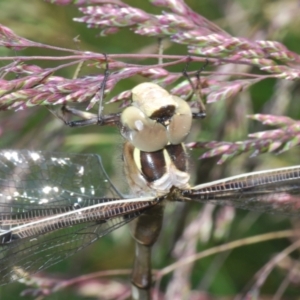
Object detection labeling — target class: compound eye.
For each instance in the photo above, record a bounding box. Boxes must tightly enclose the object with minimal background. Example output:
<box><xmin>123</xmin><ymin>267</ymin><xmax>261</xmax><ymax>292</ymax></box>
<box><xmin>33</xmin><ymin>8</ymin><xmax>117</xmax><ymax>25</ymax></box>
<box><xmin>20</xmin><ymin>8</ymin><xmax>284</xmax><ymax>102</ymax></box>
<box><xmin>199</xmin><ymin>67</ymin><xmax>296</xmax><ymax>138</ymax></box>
<box><xmin>132</xmin><ymin>82</ymin><xmax>175</xmax><ymax>118</ymax></box>
<box><xmin>121</xmin><ymin>106</ymin><xmax>168</xmax><ymax>152</ymax></box>
<box><xmin>167</xmin><ymin>96</ymin><xmax>192</xmax><ymax>144</ymax></box>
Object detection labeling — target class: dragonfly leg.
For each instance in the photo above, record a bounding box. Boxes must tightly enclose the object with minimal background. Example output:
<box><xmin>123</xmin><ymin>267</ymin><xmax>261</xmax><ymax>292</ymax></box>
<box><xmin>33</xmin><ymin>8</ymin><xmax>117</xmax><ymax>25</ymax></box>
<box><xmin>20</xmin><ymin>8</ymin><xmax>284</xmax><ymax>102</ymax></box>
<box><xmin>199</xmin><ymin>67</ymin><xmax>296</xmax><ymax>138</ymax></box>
<box><xmin>48</xmin><ymin>104</ymin><xmax>122</xmax><ymax>127</ymax></box>
<box><xmin>182</xmin><ymin>56</ymin><xmax>208</xmax><ymax>119</ymax></box>
<box><xmin>47</xmin><ymin>54</ymin><xmax>115</xmax><ymax>127</ymax></box>
<box><xmin>62</xmin><ymin>106</ymin><xmax>122</xmax><ymax>127</ymax></box>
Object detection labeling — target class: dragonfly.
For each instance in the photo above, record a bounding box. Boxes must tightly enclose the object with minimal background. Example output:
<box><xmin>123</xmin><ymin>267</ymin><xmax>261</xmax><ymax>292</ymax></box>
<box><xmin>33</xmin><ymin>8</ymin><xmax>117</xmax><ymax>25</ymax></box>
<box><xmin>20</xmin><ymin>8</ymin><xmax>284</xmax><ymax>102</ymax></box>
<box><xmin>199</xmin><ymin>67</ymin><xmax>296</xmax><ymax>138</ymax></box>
<box><xmin>1</xmin><ymin>82</ymin><xmax>300</xmax><ymax>300</ymax></box>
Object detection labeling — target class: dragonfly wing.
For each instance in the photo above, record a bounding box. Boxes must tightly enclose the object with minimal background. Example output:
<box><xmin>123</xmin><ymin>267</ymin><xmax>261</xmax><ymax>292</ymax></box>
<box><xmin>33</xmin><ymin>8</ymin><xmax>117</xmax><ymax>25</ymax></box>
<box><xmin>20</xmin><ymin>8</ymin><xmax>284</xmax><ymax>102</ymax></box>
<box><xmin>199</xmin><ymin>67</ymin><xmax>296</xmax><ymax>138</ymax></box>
<box><xmin>187</xmin><ymin>166</ymin><xmax>300</xmax><ymax>216</ymax></box>
<box><xmin>0</xmin><ymin>149</ymin><xmax>157</xmax><ymax>285</ymax></box>
<box><xmin>0</xmin><ymin>213</ymin><xmax>139</xmax><ymax>285</ymax></box>
<box><xmin>0</xmin><ymin>150</ymin><xmax>122</xmax><ymax>215</ymax></box>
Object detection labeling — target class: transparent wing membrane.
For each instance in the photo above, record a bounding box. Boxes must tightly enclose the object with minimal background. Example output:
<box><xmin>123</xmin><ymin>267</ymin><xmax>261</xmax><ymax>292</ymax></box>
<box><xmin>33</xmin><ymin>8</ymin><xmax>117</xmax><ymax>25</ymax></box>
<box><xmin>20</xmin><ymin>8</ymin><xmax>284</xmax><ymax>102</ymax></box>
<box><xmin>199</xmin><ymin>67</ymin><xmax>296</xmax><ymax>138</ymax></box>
<box><xmin>0</xmin><ymin>150</ymin><xmax>122</xmax><ymax>213</ymax></box>
<box><xmin>186</xmin><ymin>166</ymin><xmax>300</xmax><ymax>216</ymax></box>
<box><xmin>0</xmin><ymin>215</ymin><xmax>137</xmax><ymax>285</ymax></box>
<box><xmin>0</xmin><ymin>150</ymin><xmax>158</xmax><ymax>285</ymax></box>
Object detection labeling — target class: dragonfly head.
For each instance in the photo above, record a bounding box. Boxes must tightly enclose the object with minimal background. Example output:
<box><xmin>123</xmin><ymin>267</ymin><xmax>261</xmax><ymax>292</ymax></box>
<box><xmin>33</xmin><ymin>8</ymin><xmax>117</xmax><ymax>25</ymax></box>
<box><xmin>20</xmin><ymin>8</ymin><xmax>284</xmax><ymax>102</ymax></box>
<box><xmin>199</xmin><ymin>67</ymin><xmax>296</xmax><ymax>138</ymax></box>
<box><xmin>120</xmin><ymin>82</ymin><xmax>193</xmax><ymax>152</ymax></box>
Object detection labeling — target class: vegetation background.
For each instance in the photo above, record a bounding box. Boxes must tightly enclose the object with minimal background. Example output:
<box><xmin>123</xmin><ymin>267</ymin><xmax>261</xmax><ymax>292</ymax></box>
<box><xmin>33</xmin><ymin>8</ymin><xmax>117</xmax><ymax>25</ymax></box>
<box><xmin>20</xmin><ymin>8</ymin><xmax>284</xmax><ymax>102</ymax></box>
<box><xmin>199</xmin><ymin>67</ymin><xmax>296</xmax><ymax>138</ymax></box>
<box><xmin>1</xmin><ymin>0</ymin><xmax>300</xmax><ymax>299</ymax></box>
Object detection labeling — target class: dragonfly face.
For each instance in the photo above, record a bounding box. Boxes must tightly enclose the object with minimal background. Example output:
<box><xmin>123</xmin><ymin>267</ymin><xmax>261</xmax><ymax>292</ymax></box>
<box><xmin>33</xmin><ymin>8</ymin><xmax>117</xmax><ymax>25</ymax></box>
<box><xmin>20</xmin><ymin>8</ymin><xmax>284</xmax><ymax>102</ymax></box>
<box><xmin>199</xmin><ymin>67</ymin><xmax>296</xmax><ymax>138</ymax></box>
<box><xmin>121</xmin><ymin>82</ymin><xmax>193</xmax><ymax>152</ymax></box>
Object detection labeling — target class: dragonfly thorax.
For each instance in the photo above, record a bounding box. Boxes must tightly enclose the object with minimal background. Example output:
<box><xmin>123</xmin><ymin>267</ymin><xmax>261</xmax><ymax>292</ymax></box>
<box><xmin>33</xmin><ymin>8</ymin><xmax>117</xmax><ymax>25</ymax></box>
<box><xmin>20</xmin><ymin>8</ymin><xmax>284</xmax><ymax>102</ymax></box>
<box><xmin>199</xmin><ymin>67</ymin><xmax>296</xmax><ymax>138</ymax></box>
<box><xmin>123</xmin><ymin>142</ymin><xmax>190</xmax><ymax>196</ymax></box>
